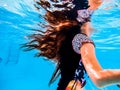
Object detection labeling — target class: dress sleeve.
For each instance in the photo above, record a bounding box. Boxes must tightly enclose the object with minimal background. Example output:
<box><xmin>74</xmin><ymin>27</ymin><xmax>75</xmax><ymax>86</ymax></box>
<box><xmin>72</xmin><ymin>33</ymin><xmax>95</xmax><ymax>54</ymax></box>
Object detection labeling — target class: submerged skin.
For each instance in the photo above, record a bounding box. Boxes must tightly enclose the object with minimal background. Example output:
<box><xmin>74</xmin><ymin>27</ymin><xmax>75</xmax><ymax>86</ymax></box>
<box><xmin>77</xmin><ymin>0</ymin><xmax>120</xmax><ymax>88</ymax></box>
<box><xmin>67</xmin><ymin>0</ymin><xmax>120</xmax><ymax>89</ymax></box>
<box><xmin>80</xmin><ymin>13</ymin><xmax>120</xmax><ymax>90</ymax></box>
<box><xmin>81</xmin><ymin>42</ymin><xmax>120</xmax><ymax>88</ymax></box>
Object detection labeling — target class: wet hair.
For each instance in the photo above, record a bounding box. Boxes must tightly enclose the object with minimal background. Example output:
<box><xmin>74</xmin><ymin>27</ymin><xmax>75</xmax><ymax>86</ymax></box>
<box><xmin>22</xmin><ymin>0</ymin><xmax>81</xmax><ymax>62</ymax></box>
<box><xmin>21</xmin><ymin>0</ymin><xmax>83</xmax><ymax>85</ymax></box>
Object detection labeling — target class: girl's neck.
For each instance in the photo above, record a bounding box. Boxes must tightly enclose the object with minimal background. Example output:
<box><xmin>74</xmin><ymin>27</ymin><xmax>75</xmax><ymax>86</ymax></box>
<box><xmin>81</xmin><ymin>30</ymin><xmax>90</xmax><ymax>37</ymax></box>
<box><xmin>81</xmin><ymin>22</ymin><xmax>92</xmax><ymax>38</ymax></box>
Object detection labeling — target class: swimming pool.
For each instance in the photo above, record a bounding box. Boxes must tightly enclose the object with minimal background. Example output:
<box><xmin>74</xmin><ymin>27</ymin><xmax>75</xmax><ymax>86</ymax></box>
<box><xmin>0</xmin><ymin>0</ymin><xmax>120</xmax><ymax>90</ymax></box>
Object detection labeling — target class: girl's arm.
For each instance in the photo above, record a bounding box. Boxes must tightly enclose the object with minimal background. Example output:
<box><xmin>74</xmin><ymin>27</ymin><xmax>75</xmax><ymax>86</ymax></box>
<box><xmin>80</xmin><ymin>43</ymin><xmax>120</xmax><ymax>88</ymax></box>
<box><xmin>88</xmin><ymin>0</ymin><xmax>103</xmax><ymax>10</ymax></box>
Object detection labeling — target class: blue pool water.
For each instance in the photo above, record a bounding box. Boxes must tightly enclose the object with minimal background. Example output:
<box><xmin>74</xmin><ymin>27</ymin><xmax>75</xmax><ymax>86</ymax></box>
<box><xmin>0</xmin><ymin>0</ymin><xmax>120</xmax><ymax>90</ymax></box>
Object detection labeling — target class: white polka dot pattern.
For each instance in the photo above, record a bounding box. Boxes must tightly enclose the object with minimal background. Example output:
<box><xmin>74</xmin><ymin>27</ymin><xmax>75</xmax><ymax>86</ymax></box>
<box><xmin>72</xmin><ymin>33</ymin><xmax>94</xmax><ymax>54</ymax></box>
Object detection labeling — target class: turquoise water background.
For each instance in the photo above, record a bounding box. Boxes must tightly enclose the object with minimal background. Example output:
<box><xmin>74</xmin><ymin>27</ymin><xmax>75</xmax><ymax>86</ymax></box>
<box><xmin>0</xmin><ymin>0</ymin><xmax>120</xmax><ymax>90</ymax></box>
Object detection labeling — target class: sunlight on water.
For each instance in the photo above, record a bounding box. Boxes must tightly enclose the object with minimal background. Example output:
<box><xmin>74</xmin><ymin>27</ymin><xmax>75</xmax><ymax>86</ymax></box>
<box><xmin>0</xmin><ymin>0</ymin><xmax>120</xmax><ymax>90</ymax></box>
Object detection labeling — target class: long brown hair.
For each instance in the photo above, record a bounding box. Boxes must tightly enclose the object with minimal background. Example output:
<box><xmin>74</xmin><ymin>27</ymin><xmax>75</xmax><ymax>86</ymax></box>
<box><xmin>22</xmin><ymin>0</ymin><xmax>80</xmax><ymax>62</ymax></box>
<box><xmin>21</xmin><ymin>0</ymin><xmax>81</xmax><ymax>85</ymax></box>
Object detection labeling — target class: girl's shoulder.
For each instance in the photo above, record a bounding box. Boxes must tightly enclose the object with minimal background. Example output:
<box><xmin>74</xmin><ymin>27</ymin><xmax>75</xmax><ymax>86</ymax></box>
<box><xmin>72</xmin><ymin>33</ymin><xmax>95</xmax><ymax>54</ymax></box>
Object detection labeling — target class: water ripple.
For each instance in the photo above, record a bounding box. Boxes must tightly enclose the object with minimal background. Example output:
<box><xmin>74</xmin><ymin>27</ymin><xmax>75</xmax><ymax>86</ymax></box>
<box><xmin>0</xmin><ymin>0</ymin><xmax>120</xmax><ymax>90</ymax></box>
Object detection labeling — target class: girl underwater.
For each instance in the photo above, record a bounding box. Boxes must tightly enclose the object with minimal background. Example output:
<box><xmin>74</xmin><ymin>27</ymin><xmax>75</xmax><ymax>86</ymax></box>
<box><xmin>22</xmin><ymin>0</ymin><xmax>120</xmax><ymax>89</ymax></box>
